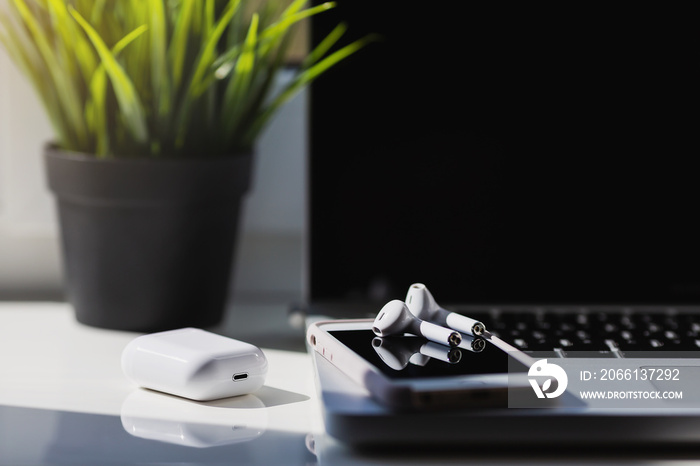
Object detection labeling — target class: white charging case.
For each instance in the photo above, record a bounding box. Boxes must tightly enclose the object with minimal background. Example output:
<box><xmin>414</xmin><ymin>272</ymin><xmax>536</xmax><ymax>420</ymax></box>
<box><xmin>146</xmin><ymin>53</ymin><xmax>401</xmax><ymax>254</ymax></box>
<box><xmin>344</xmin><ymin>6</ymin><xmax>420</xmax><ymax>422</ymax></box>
<box><xmin>121</xmin><ymin>328</ymin><xmax>268</xmax><ymax>401</ymax></box>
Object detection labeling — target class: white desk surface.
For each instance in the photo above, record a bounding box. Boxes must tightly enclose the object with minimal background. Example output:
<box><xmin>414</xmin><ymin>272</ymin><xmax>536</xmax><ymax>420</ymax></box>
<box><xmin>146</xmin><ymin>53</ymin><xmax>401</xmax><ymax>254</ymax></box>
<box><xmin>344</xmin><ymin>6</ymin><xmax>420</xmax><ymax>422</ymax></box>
<box><xmin>1</xmin><ymin>302</ymin><xmax>696</xmax><ymax>465</ymax></box>
<box><xmin>0</xmin><ymin>301</ymin><xmax>331</xmax><ymax>464</ymax></box>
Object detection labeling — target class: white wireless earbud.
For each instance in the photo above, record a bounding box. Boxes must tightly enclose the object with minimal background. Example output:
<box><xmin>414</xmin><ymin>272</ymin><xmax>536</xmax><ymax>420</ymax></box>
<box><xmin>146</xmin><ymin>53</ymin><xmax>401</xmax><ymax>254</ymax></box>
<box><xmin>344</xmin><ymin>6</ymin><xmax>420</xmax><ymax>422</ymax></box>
<box><xmin>372</xmin><ymin>300</ymin><xmax>462</xmax><ymax>347</ymax></box>
<box><xmin>405</xmin><ymin>283</ymin><xmax>486</xmax><ymax>337</ymax></box>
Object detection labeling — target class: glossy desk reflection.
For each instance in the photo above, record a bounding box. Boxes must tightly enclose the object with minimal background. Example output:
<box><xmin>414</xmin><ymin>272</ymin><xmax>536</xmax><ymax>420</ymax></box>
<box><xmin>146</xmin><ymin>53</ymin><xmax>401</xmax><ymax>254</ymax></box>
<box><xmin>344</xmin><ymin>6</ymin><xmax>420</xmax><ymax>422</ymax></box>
<box><xmin>0</xmin><ymin>302</ymin><xmax>320</xmax><ymax>465</ymax></box>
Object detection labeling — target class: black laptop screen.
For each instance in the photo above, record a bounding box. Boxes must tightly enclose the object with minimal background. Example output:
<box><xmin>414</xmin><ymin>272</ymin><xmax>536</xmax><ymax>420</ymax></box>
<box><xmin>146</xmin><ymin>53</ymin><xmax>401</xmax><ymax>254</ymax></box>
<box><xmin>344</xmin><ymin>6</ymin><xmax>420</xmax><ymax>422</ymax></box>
<box><xmin>309</xmin><ymin>3</ymin><xmax>700</xmax><ymax>305</ymax></box>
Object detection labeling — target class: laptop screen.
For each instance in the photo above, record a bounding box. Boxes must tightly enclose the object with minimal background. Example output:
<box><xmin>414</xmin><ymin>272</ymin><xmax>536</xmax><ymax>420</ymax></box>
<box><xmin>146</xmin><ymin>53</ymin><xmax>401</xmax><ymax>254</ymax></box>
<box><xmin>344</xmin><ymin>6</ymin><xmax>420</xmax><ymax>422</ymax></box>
<box><xmin>308</xmin><ymin>3</ymin><xmax>699</xmax><ymax>305</ymax></box>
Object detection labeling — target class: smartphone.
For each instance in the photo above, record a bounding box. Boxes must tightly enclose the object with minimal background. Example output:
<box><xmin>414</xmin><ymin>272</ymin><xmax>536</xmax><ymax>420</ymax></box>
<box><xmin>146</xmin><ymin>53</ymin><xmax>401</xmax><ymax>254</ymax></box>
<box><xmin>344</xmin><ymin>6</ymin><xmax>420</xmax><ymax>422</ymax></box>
<box><xmin>307</xmin><ymin>319</ymin><xmax>534</xmax><ymax>410</ymax></box>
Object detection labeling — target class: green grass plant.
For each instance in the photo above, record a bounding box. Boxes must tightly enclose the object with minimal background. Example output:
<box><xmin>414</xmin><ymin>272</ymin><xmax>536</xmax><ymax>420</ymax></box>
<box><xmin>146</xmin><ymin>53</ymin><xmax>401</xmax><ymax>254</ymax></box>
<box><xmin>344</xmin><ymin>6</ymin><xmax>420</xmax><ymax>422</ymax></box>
<box><xmin>0</xmin><ymin>0</ymin><xmax>369</xmax><ymax>158</ymax></box>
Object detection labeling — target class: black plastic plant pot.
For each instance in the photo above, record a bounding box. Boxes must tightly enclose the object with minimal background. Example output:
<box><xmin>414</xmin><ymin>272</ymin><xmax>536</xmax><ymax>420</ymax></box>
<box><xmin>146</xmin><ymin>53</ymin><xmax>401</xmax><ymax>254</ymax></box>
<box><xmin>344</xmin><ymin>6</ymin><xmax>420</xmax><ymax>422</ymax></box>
<box><xmin>44</xmin><ymin>145</ymin><xmax>253</xmax><ymax>332</ymax></box>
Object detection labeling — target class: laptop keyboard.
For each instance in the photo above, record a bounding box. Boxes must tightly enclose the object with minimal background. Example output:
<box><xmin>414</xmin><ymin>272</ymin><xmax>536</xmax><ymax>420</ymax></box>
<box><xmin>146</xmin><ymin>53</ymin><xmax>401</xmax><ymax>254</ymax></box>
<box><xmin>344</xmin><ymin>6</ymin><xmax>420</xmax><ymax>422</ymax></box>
<box><xmin>462</xmin><ymin>307</ymin><xmax>700</xmax><ymax>358</ymax></box>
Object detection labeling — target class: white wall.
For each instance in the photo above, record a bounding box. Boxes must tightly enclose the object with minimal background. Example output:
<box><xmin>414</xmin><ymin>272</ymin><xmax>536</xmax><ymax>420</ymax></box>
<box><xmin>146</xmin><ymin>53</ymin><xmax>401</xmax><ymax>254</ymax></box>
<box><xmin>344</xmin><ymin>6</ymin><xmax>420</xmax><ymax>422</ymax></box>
<box><xmin>0</xmin><ymin>43</ymin><xmax>307</xmax><ymax>299</ymax></box>
<box><xmin>0</xmin><ymin>38</ymin><xmax>62</xmax><ymax>296</ymax></box>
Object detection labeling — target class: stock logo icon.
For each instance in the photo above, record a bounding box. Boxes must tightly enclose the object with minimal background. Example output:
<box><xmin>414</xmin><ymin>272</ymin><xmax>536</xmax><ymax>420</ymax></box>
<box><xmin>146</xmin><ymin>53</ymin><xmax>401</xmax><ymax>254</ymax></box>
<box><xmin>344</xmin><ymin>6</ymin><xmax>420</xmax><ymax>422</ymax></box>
<box><xmin>528</xmin><ymin>359</ymin><xmax>568</xmax><ymax>399</ymax></box>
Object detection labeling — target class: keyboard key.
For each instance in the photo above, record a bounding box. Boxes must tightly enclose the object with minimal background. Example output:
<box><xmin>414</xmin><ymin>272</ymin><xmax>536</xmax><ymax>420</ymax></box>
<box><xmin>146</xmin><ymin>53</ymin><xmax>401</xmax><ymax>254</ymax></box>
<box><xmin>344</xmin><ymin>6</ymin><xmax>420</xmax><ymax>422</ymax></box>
<box><xmin>664</xmin><ymin>330</ymin><xmax>679</xmax><ymax>340</ymax></box>
<box><xmin>513</xmin><ymin>338</ymin><xmax>528</xmax><ymax>349</ymax></box>
<box><xmin>603</xmin><ymin>323</ymin><xmax>618</xmax><ymax>333</ymax></box>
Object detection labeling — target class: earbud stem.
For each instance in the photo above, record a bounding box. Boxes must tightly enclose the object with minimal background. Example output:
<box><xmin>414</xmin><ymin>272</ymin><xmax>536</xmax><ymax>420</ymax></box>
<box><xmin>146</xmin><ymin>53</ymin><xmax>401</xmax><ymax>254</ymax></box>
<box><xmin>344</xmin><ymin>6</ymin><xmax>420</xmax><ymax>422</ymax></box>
<box><xmin>417</xmin><ymin>321</ymin><xmax>462</xmax><ymax>347</ymax></box>
<box><xmin>445</xmin><ymin>312</ymin><xmax>485</xmax><ymax>337</ymax></box>
<box><xmin>420</xmin><ymin>341</ymin><xmax>462</xmax><ymax>364</ymax></box>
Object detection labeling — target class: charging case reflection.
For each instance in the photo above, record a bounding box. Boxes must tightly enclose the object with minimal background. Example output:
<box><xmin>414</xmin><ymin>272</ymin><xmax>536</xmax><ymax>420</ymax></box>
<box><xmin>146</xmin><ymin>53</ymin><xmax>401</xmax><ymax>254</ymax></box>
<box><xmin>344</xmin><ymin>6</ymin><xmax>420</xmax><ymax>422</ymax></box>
<box><xmin>120</xmin><ymin>389</ymin><xmax>268</xmax><ymax>448</ymax></box>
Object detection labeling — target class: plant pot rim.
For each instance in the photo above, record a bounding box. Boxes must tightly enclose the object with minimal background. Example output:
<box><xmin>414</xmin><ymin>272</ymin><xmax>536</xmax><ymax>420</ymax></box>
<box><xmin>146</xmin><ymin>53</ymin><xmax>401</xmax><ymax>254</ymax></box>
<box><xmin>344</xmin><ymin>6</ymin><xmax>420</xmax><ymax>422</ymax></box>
<box><xmin>45</xmin><ymin>142</ymin><xmax>253</xmax><ymax>165</ymax></box>
<box><xmin>45</xmin><ymin>142</ymin><xmax>254</xmax><ymax>204</ymax></box>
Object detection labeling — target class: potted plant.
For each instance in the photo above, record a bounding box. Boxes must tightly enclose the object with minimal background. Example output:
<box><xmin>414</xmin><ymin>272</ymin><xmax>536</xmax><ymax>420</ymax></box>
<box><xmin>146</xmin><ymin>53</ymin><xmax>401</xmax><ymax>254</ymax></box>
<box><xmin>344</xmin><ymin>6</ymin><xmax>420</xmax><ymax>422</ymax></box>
<box><xmin>0</xmin><ymin>0</ymin><xmax>368</xmax><ymax>331</ymax></box>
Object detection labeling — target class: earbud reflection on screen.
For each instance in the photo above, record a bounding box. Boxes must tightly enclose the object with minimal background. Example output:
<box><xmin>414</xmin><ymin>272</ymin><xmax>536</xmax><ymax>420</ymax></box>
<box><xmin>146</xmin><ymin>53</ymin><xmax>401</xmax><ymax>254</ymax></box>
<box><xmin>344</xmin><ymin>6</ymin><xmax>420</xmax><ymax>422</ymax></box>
<box><xmin>460</xmin><ymin>335</ymin><xmax>487</xmax><ymax>353</ymax></box>
<box><xmin>406</xmin><ymin>283</ymin><xmax>486</xmax><ymax>337</ymax></box>
<box><xmin>372</xmin><ymin>300</ymin><xmax>462</xmax><ymax>347</ymax></box>
<box><xmin>372</xmin><ymin>337</ymin><xmax>462</xmax><ymax>370</ymax></box>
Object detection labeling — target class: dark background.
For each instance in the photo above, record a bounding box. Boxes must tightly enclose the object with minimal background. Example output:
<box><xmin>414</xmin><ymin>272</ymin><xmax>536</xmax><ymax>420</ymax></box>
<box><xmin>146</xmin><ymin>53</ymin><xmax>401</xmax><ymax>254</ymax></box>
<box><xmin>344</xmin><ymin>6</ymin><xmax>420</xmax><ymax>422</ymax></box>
<box><xmin>309</xmin><ymin>3</ymin><xmax>700</xmax><ymax>305</ymax></box>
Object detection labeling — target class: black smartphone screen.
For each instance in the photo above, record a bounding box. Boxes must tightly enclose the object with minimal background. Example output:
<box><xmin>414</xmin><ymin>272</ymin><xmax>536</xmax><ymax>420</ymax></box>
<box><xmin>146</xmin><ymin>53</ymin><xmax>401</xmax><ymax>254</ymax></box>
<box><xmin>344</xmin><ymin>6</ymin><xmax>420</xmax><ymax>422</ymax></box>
<box><xmin>329</xmin><ymin>329</ymin><xmax>526</xmax><ymax>380</ymax></box>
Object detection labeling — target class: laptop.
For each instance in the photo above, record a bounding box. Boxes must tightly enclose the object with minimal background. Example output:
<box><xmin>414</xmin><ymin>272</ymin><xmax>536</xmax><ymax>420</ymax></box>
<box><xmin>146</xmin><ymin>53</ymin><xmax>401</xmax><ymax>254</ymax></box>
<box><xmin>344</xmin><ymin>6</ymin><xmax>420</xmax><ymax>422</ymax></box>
<box><xmin>305</xmin><ymin>1</ymin><xmax>700</xmax><ymax>448</ymax></box>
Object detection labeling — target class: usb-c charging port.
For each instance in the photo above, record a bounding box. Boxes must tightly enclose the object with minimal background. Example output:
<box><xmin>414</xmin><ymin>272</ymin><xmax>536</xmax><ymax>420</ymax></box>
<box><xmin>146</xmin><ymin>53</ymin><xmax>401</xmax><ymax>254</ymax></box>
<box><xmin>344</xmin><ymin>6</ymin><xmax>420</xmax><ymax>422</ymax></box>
<box><xmin>233</xmin><ymin>373</ymin><xmax>248</xmax><ymax>382</ymax></box>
